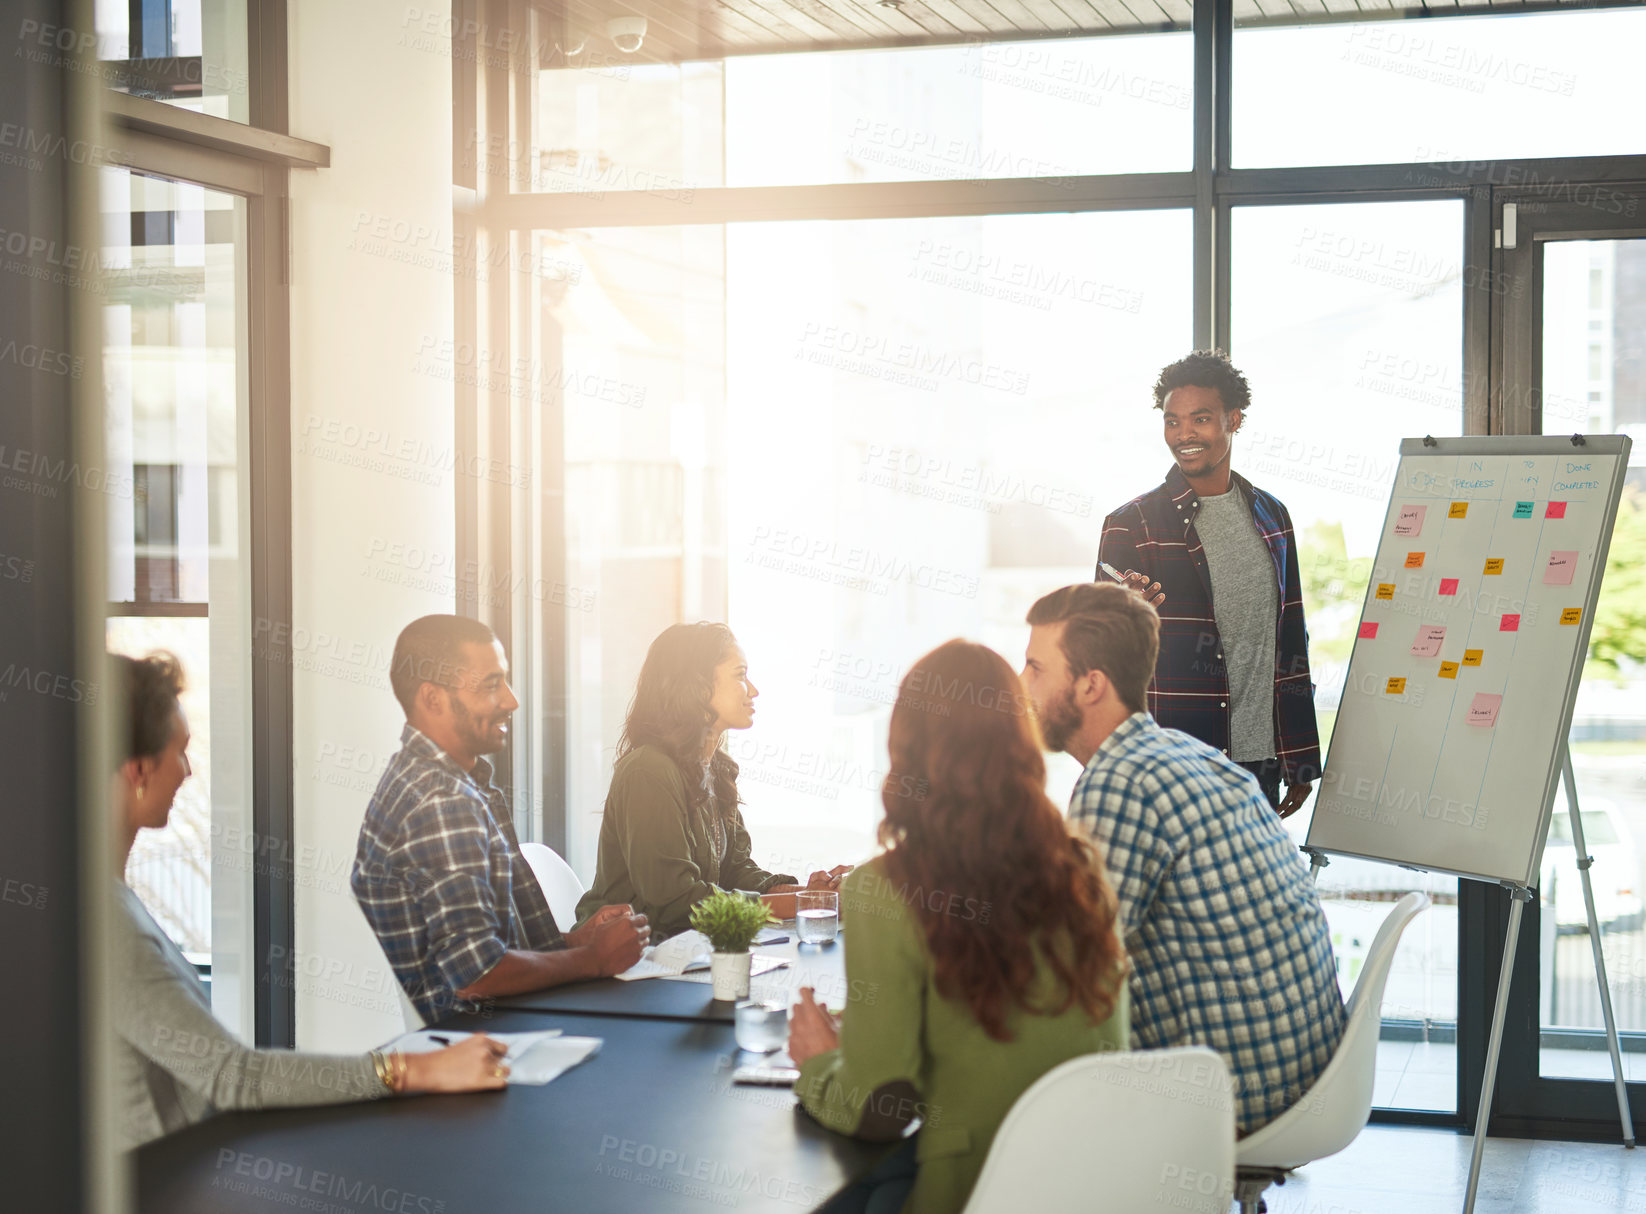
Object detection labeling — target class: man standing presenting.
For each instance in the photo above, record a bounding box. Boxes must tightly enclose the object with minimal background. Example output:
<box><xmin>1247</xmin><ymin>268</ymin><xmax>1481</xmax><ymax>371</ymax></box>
<box><xmin>1099</xmin><ymin>350</ymin><xmax>1320</xmax><ymax>816</ymax></box>
<box><xmin>354</xmin><ymin>614</ymin><xmax>648</xmax><ymax>1023</ymax></box>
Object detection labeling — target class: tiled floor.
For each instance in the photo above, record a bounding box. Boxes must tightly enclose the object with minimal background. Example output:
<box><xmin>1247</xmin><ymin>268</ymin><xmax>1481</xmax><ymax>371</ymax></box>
<box><xmin>1253</xmin><ymin>1123</ymin><xmax>1646</xmax><ymax>1213</ymax></box>
<box><xmin>1373</xmin><ymin>1040</ymin><xmax>1645</xmax><ymax>1113</ymax></box>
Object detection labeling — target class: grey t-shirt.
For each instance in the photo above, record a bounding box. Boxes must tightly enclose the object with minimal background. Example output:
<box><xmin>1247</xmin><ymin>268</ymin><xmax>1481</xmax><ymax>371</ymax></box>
<box><xmin>1194</xmin><ymin>485</ymin><xmax>1279</xmax><ymax>762</ymax></box>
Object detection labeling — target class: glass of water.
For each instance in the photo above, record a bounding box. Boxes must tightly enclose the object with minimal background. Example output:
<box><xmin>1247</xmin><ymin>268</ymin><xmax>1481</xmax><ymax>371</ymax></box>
<box><xmin>734</xmin><ymin>1000</ymin><xmax>789</xmax><ymax>1053</ymax></box>
<box><xmin>796</xmin><ymin>890</ymin><xmax>839</xmax><ymax>945</ymax></box>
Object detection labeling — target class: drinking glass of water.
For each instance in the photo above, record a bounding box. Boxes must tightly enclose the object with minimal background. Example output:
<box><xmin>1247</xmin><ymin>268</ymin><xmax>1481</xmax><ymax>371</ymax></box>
<box><xmin>796</xmin><ymin>890</ymin><xmax>839</xmax><ymax>945</ymax></box>
<box><xmin>734</xmin><ymin>1000</ymin><xmax>789</xmax><ymax>1053</ymax></box>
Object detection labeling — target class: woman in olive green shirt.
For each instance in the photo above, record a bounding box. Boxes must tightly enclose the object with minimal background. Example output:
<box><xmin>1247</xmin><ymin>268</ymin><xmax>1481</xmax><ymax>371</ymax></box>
<box><xmin>788</xmin><ymin>640</ymin><xmax>1131</xmax><ymax>1214</ymax></box>
<box><xmin>575</xmin><ymin>622</ymin><xmax>851</xmax><ymax>937</ymax></box>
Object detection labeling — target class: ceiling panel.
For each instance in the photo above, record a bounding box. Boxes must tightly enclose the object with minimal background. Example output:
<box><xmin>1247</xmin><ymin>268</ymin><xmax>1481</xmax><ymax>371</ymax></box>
<box><xmin>531</xmin><ymin>0</ymin><xmax>1643</xmax><ymax>65</ymax></box>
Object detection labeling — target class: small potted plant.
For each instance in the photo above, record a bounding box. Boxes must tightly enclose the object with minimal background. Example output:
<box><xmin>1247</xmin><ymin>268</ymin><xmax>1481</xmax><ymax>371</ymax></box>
<box><xmin>690</xmin><ymin>891</ymin><xmax>774</xmax><ymax>1001</ymax></box>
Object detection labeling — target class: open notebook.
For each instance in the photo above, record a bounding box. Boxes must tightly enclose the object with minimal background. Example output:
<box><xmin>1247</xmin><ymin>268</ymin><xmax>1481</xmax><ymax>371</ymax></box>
<box><xmin>615</xmin><ymin>928</ymin><xmax>792</xmax><ymax>983</ymax></box>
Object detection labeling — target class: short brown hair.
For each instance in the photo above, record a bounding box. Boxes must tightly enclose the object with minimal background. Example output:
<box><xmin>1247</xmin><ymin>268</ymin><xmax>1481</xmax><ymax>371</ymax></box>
<box><xmin>1025</xmin><ymin>583</ymin><xmax>1158</xmax><ymax>714</ymax></box>
<box><xmin>389</xmin><ymin>614</ymin><xmax>498</xmax><ymax>715</ymax></box>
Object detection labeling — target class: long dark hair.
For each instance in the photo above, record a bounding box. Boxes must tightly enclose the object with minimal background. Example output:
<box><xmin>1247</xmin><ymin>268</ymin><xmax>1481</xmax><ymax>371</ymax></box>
<box><xmin>879</xmin><ymin>640</ymin><xmax>1127</xmax><ymax>1041</ymax></box>
<box><xmin>617</xmin><ymin>622</ymin><xmax>741</xmax><ymax>816</ymax></box>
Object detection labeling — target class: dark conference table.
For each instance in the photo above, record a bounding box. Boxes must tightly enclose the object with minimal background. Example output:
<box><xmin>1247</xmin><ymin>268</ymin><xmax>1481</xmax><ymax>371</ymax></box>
<box><xmin>135</xmin><ymin>939</ymin><xmax>881</xmax><ymax>1213</ymax></box>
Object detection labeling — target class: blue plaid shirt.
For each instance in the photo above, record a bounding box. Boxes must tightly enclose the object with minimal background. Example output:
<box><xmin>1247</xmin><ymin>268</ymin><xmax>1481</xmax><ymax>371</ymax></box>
<box><xmin>1071</xmin><ymin>713</ymin><xmax>1345</xmax><ymax>1132</ymax></box>
<box><xmin>1100</xmin><ymin>465</ymin><xmax>1322</xmax><ymax>785</ymax></box>
<box><xmin>352</xmin><ymin>724</ymin><xmax>564</xmax><ymax>1022</ymax></box>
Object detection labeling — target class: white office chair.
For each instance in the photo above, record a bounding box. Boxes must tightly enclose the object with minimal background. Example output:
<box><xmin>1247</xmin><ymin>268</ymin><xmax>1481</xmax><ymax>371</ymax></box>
<box><xmin>519</xmin><ymin>840</ymin><xmax>587</xmax><ymax>931</ymax></box>
<box><xmin>962</xmin><ymin>1046</ymin><xmax>1235</xmax><ymax>1214</ymax></box>
<box><xmin>1233</xmin><ymin>891</ymin><xmax>1432</xmax><ymax>1214</ymax></box>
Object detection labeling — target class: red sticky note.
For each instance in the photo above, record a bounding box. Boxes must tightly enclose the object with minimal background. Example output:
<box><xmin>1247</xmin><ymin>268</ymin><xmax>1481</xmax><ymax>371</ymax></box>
<box><xmin>1500</xmin><ymin>614</ymin><xmax>1521</xmax><ymax>632</ymax></box>
<box><xmin>1439</xmin><ymin>578</ymin><xmax>1459</xmax><ymax>595</ymax></box>
<box><xmin>1467</xmin><ymin>693</ymin><xmax>1503</xmax><ymax>728</ymax></box>
<box><xmin>1546</xmin><ymin>501</ymin><xmax>1567</xmax><ymax>519</ymax></box>
<box><xmin>1358</xmin><ymin>622</ymin><xmax>1379</xmax><ymax>640</ymax></box>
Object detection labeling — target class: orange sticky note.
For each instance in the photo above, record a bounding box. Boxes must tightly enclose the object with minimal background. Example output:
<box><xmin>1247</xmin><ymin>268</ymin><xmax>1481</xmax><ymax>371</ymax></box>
<box><xmin>1375</xmin><ymin>583</ymin><xmax>1395</xmax><ymax>601</ymax></box>
<box><xmin>1462</xmin><ymin>649</ymin><xmax>1483</xmax><ymax>667</ymax></box>
<box><xmin>1439</xmin><ymin>662</ymin><xmax>1460</xmax><ymax>679</ymax></box>
<box><xmin>1386</xmin><ymin>677</ymin><xmax>1407</xmax><ymax>694</ymax></box>
<box><xmin>1449</xmin><ymin>501</ymin><xmax>1469</xmax><ymax>519</ymax></box>
<box><xmin>1483</xmin><ymin>558</ymin><xmax>1504</xmax><ymax>575</ymax></box>
<box><xmin>1561</xmin><ymin>607</ymin><xmax>1583</xmax><ymax>625</ymax></box>
<box><xmin>1405</xmin><ymin>552</ymin><xmax>1426</xmax><ymax>569</ymax></box>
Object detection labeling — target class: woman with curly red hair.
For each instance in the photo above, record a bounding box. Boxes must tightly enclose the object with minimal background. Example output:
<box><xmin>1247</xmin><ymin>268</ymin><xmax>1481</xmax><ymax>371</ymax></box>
<box><xmin>789</xmin><ymin>639</ymin><xmax>1129</xmax><ymax>1214</ymax></box>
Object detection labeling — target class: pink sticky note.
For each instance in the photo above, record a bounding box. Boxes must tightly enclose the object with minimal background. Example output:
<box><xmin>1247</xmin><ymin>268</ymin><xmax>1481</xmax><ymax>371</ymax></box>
<box><xmin>1467</xmin><ymin>693</ymin><xmax>1503</xmax><ymax>728</ymax></box>
<box><xmin>1544</xmin><ymin>550</ymin><xmax>1577</xmax><ymax>586</ymax></box>
<box><xmin>1439</xmin><ymin>578</ymin><xmax>1459</xmax><ymax>596</ymax></box>
<box><xmin>1358</xmin><ymin>622</ymin><xmax>1379</xmax><ymax>640</ymax></box>
<box><xmin>1394</xmin><ymin>505</ymin><xmax>1427</xmax><ymax>537</ymax></box>
<box><xmin>1500</xmin><ymin>614</ymin><xmax>1521</xmax><ymax>632</ymax></box>
<box><xmin>1410</xmin><ymin>624</ymin><xmax>1446</xmax><ymax>658</ymax></box>
<box><xmin>1546</xmin><ymin>501</ymin><xmax>1567</xmax><ymax>519</ymax></box>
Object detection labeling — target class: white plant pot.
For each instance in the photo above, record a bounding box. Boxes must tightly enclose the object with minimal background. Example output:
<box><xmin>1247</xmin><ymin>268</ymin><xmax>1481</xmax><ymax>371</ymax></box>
<box><xmin>710</xmin><ymin>951</ymin><xmax>752</xmax><ymax>1001</ymax></box>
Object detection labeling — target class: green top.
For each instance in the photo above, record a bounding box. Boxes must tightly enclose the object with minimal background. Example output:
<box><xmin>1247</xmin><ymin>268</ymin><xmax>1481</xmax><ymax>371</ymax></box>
<box><xmin>797</xmin><ymin>858</ymin><xmax>1129</xmax><ymax>1214</ymax></box>
<box><xmin>574</xmin><ymin>744</ymin><xmax>797</xmax><ymax>938</ymax></box>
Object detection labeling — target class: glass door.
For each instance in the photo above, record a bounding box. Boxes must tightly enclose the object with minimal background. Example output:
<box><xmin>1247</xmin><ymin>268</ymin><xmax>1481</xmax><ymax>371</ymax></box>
<box><xmin>1489</xmin><ymin>186</ymin><xmax>1646</xmax><ymax>1137</ymax></box>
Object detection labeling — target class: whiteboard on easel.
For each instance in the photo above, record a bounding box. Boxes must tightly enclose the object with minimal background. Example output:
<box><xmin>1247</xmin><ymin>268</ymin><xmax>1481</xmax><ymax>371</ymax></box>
<box><xmin>1305</xmin><ymin>435</ymin><xmax>1632</xmax><ymax>888</ymax></box>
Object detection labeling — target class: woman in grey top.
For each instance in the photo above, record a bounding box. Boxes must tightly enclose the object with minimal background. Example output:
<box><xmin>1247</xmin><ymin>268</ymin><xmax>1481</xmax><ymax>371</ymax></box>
<box><xmin>112</xmin><ymin>651</ymin><xmax>509</xmax><ymax>1151</ymax></box>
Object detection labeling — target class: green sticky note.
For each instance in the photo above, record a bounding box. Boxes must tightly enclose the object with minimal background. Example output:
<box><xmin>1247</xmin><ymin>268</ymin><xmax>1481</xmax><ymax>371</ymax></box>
<box><xmin>1513</xmin><ymin>501</ymin><xmax>1534</xmax><ymax>519</ymax></box>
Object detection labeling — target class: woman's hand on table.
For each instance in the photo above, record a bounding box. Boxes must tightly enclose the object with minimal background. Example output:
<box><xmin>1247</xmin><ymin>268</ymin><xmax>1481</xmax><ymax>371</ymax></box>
<box><xmin>787</xmin><ymin>986</ymin><xmax>841</xmax><ymax>1066</ymax></box>
<box><xmin>402</xmin><ymin>1033</ymin><xmax>510</xmax><ymax>1093</ymax></box>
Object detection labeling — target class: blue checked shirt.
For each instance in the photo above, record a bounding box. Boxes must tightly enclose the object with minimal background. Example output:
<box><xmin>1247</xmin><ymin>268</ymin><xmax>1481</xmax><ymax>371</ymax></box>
<box><xmin>352</xmin><ymin>724</ymin><xmax>564</xmax><ymax>1022</ymax></box>
<box><xmin>1070</xmin><ymin>713</ymin><xmax>1345</xmax><ymax>1132</ymax></box>
<box><xmin>1100</xmin><ymin>465</ymin><xmax>1322</xmax><ymax>785</ymax></box>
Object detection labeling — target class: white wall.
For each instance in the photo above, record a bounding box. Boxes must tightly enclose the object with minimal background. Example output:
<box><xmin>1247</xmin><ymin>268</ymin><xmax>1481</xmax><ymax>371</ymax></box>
<box><xmin>287</xmin><ymin>0</ymin><xmax>453</xmax><ymax>1049</ymax></box>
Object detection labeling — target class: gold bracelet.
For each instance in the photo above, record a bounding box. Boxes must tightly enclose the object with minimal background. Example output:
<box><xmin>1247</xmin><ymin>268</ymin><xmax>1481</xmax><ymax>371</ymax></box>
<box><xmin>392</xmin><ymin>1050</ymin><xmax>408</xmax><ymax>1093</ymax></box>
<box><xmin>369</xmin><ymin>1049</ymin><xmax>392</xmax><ymax>1092</ymax></box>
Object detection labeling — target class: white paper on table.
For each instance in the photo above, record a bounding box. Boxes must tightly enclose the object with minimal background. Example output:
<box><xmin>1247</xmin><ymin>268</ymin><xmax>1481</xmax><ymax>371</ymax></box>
<box><xmin>384</xmin><ymin>1029</ymin><xmax>603</xmax><ymax>1086</ymax></box>
<box><xmin>656</xmin><ymin>955</ymin><xmax>791</xmax><ymax>985</ymax></box>
<box><xmin>614</xmin><ymin>929</ymin><xmax>716</xmax><ymax>980</ymax></box>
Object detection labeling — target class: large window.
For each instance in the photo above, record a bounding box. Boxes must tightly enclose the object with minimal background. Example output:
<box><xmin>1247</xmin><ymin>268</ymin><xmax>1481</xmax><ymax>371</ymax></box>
<box><xmin>1233</xmin><ymin>200</ymin><xmax>1466</xmax><ymax>1113</ymax></box>
<box><xmin>1234</xmin><ymin>8</ymin><xmax>1646</xmax><ymax>169</ymax></box>
<box><xmin>471</xmin><ymin>0</ymin><xmax>1646</xmax><ymax>1134</ymax></box>
<box><xmin>102</xmin><ymin>166</ymin><xmax>256</xmax><ymax>1034</ymax></box>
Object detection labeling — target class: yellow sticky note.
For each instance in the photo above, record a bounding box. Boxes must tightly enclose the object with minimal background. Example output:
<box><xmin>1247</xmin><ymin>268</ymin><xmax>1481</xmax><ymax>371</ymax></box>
<box><xmin>1405</xmin><ymin>552</ymin><xmax>1426</xmax><ymax>569</ymax></box>
<box><xmin>1483</xmin><ymin>558</ymin><xmax>1504</xmax><ymax>575</ymax></box>
<box><xmin>1386</xmin><ymin>677</ymin><xmax>1407</xmax><ymax>694</ymax></box>
<box><xmin>1439</xmin><ymin>662</ymin><xmax>1460</xmax><ymax>679</ymax></box>
<box><xmin>1462</xmin><ymin>649</ymin><xmax>1483</xmax><ymax>667</ymax></box>
<box><xmin>1449</xmin><ymin>501</ymin><xmax>1469</xmax><ymax>519</ymax></box>
<box><xmin>1375</xmin><ymin>583</ymin><xmax>1396</xmax><ymax>601</ymax></box>
<box><xmin>1561</xmin><ymin>607</ymin><xmax>1583</xmax><ymax>625</ymax></box>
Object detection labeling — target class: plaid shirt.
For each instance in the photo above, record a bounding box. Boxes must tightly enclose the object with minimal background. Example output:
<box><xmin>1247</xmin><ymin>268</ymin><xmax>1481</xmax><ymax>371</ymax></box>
<box><xmin>1071</xmin><ymin>713</ymin><xmax>1345</xmax><ymax>1132</ymax></box>
<box><xmin>1100</xmin><ymin>465</ymin><xmax>1321</xmax><ymax>785</ymax></box>
<box><xmin>352</xmin><ymin>724</ymin><xmax>564</xmax><ymax>1022</ymax></box>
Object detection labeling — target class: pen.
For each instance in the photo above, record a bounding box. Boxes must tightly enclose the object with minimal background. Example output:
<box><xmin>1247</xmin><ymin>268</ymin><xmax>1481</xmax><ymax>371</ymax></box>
<box><xmin>428</xmin><ymin>1034</ymin><xmax>451</xmax><ymax>1045</ymax></box>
